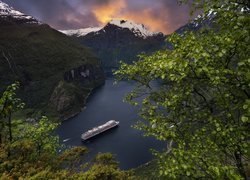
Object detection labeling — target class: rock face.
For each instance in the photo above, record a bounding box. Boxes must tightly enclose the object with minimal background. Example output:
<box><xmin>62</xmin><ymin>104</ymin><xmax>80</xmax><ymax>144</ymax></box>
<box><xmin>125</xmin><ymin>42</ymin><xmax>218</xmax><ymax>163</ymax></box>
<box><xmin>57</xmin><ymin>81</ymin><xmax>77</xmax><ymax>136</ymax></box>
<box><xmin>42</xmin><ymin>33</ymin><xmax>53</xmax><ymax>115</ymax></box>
<box><xmin>63</xmin><ymin>64</ymin><xmax>105</xmax><ymax>86</ymax></box>
<box><xmin>49</xmin><ymin>81</ymin><xmax>90</xmax><ymax>120</ymax></box>
<box><xmin>50</xmin><ymin>64</ymin><xmax>105</xmax><ymax>119</ymax></box>
<box><xmin>51</xmin><ymin>81</ymin><xmax>77</xmax><ymax>112</ymax></box>
<box><xmin>0</xmin><ymin>1</ymin><xmax>105</xmax><ymax>120</ymax></box>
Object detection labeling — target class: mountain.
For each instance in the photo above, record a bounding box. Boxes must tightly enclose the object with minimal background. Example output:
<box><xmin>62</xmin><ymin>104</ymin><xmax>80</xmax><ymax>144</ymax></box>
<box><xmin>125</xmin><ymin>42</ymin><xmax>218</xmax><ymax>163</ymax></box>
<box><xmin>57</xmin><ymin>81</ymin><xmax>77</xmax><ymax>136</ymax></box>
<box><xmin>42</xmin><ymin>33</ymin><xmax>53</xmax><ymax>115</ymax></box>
<box><xmin>60</xmin><ymin>20</ymin><xmax>167</xmax><ymax>73</ymax></box>
<box><xmin>175</xmin><ymin>10</ymin><xmax>216</xmax><ymax>34</ymax></box>
<box><xmin>0</xmin><ymin>0</ymin><xmax>38</xmax><ymax>24</ymax></box>
<box><xmin>0</xmin><ymin>1</ymin><xmax>105</xmax><ymax>120</ymax></box>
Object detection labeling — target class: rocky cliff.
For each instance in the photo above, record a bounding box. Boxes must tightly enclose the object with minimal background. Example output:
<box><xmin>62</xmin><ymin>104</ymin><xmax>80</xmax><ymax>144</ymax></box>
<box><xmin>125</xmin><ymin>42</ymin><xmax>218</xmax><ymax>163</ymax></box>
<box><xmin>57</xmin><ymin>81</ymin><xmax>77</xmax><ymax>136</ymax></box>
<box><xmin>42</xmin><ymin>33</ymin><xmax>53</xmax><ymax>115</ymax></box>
<box><xmin>50</xmin><ymin>64</ymin><xmax>105</xmax><ymax>120</ymax></box>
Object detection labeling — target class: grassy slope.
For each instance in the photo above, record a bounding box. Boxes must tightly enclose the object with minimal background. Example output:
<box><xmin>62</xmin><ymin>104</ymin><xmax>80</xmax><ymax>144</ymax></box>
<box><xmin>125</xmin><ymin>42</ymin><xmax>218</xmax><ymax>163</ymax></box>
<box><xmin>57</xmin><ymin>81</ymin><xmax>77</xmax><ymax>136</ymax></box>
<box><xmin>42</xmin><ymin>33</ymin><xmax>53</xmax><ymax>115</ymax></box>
<box><xmin>0</xmin><ymin>23</ymin><xmax>104</xmax><ymax>118</ymax></box>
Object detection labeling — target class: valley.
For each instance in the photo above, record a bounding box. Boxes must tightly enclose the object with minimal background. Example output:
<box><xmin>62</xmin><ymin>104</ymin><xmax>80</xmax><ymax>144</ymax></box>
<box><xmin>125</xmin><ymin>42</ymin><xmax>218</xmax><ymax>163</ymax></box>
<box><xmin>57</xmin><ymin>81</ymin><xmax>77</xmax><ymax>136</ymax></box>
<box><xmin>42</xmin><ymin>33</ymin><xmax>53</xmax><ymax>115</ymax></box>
<box><xmin>0</xmin><ymin>0</ymin><xmax>167</xmax><ymax>172</ymax></box>
<box><xmin>1</xmin><ymin>0</ymin><xmax>249</xmax><ymax>179</ymax></box>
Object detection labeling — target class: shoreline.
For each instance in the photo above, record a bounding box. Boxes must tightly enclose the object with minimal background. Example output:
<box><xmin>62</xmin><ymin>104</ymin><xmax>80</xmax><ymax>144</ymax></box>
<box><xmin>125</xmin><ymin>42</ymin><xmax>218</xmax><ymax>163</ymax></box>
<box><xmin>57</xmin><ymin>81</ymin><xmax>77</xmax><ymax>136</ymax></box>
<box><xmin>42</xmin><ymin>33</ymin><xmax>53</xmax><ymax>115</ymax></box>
<box><xmin>61</xmin><ymin>89</ymin><xmax>92</xmax><ymax>121</ymax></box>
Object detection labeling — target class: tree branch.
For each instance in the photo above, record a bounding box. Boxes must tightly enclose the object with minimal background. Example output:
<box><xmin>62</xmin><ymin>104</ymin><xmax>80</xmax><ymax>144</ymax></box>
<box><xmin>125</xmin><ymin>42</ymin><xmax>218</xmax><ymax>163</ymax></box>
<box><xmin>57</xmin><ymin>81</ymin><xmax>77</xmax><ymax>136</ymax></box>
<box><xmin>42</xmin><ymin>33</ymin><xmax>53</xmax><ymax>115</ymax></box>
<box><xmin>193</xmin><ymin>88</ymin><xmax>213</xmax><ymax>113</ymax></box>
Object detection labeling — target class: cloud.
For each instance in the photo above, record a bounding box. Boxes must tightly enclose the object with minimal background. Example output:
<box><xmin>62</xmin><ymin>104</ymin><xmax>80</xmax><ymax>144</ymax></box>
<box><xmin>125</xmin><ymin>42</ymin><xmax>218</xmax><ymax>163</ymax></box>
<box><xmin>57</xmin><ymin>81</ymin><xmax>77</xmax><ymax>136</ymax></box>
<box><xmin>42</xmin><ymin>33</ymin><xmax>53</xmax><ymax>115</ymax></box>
<box><xmin>89</xmin><ymin>0</ymin><xmax>192</xmax><ymax>34</ymax></box>
<box><xmin>2</xmin><ymin>0</ymin><xmax>192</xmax><ymax>34</ymax></box>
<box><xmin>91</xmin><ymin>0</ymin><xmax>126</xmax><ymax>24</ymax></box>
<box><xmin>2</xmin><ymin>0</ymin><xmax>100</xmax><ymax>29</ymax></box>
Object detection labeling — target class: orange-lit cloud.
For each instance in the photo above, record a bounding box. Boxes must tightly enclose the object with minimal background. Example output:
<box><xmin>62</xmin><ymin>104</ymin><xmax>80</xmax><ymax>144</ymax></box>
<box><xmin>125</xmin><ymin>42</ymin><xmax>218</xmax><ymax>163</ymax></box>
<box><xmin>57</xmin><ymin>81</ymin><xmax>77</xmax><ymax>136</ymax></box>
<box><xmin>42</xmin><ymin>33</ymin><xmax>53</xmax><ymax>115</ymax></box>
<box><xmin>91</xmin><ymin>0</ymin><xmax>187</xmax><ymax>34</ymax></box>
<box><xmin>122</xmin><ymin>9</ymin><xmax>171</xmax><ymax>34</ymax></box>
<box><xmin>92</xmin><ymin>0</ymin><xmax>126</xmax><ymax>24</ymax></box>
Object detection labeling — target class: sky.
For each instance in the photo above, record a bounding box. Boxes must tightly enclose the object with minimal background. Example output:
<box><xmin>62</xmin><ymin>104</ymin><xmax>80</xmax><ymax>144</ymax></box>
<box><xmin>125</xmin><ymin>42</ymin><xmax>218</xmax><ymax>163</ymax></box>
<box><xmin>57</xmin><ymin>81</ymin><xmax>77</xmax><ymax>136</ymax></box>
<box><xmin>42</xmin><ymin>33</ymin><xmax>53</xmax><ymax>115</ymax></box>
<box><xmin>2</xmin><ymin>0</ymin><xmax>193</xmax><ymax>34</ymax></box>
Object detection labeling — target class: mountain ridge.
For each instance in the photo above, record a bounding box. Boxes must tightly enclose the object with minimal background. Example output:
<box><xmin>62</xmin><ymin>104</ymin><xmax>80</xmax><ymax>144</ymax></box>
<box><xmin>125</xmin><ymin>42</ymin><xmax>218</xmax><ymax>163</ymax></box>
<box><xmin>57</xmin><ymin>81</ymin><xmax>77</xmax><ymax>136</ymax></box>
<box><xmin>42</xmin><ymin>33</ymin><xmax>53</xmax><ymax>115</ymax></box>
<box><xmin>60</xmin><ymin>19</ymin><xmax>163</xmax><ymax>39</ymax></box>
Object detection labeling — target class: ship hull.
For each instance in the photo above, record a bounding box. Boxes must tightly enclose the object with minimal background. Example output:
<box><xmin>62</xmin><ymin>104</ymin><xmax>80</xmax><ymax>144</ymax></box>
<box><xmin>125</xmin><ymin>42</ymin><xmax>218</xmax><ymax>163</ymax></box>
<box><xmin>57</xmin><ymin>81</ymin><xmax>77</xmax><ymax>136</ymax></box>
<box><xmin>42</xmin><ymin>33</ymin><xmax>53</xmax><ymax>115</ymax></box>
<box><xmin>81</xmin><ymin>120</ymin><xmax>119</xmax><ymax>141</ymax></box>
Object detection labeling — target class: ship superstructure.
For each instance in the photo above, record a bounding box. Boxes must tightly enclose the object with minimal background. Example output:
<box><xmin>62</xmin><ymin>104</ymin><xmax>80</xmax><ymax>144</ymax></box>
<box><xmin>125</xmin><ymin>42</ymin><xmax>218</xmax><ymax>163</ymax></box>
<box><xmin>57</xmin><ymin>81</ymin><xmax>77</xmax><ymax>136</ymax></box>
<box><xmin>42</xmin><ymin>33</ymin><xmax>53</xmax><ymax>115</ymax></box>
<box><xmin>81</xmin><ymin>120</ymin><xmax>119</xmax><ymax>140</ymax></box>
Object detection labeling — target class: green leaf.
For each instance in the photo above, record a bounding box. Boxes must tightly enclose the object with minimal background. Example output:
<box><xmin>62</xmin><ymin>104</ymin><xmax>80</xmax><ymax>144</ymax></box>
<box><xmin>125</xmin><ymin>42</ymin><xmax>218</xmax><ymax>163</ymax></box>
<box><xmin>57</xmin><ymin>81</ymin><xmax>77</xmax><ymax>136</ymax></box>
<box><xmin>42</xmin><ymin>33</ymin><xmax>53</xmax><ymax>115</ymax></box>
<box><xmin>241</xmin><ymin>116</ymin><xmax>248</xmax><ymax>123</ymax></box>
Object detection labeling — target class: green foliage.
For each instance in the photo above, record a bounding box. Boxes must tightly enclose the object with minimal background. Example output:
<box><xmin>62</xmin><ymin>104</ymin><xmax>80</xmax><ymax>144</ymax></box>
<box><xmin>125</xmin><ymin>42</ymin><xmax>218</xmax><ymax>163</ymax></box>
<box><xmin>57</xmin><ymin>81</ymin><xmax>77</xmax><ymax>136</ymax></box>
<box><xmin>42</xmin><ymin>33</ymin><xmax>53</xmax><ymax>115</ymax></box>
<box><xmin>58</xmin><ymin>146</ymin><xmax>88</xmax><ymax>172</ymax></box>
<box><xmin>0</xmin><ymin>82</ymin><xmax>24</xmax><ymax>118</ymax></box>
<box><xmin>78</xmin><ymin>153</ymin><xmax>130</xmax><ymax>180</ymax></box>
<box><xmin>132</xmin><ymin>160</ymin><xmax>165</xmax><ymax>180</ymax></box>
<box><xmin>15</xmin><ymin>116</ymin><xmax>60</xmax><ymax>155</ymax></box>
<box><xmin>93</xmin><ymin>153</ymin><xmax>119</xmax><ymax>167</ymax></box>
<box><xmin>115</xmin><ymin>0</ymin><xmax>250</xmax><ymax>179</ymax></box>
<box><xmin>0</xmin><ymin>82</ymin><xmax>25</xmax><ymax>144</ymax></box>
<box><xmin>0</xmin><ymin>83</ymin><xmax>132</xmax><ymax>179</ymax></box>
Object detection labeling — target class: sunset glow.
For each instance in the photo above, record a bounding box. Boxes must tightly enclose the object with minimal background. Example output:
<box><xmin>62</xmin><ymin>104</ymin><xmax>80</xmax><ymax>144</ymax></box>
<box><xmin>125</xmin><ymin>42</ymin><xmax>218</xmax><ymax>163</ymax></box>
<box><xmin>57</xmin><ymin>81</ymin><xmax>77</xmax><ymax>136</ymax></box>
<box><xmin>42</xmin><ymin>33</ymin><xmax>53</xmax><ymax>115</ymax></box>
<box><xmin>92</xmin><ymin>0</ymin><xmax>126</xmax><ymax>24</ymax></box>
<box><xmin>4</xmin><ymin>0</ymin><xmax>191</xmax><ymax>34</ymax></box>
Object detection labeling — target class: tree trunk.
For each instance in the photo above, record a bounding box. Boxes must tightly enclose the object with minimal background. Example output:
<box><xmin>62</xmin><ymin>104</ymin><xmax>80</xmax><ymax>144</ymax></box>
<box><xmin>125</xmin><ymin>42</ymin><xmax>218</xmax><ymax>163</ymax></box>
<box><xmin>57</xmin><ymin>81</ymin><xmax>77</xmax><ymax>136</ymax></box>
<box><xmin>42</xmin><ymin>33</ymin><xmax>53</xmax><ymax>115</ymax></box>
<box><xmin>8</xmin><ymin>112</ymin><xmax>12</xmax><ymax>142</ymax></box>
<box><xmin>234</xmin><ymin>151</ymin><xmax>247</xmax><ymax>179</ymax></box>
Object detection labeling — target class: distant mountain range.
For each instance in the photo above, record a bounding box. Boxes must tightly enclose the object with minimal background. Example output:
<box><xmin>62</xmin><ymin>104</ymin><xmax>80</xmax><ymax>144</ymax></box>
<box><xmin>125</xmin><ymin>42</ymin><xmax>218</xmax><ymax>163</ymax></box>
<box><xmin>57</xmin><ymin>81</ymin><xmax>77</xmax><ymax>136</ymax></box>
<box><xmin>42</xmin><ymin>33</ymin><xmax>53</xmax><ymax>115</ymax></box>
<box><xmin>0</xmin><ymin>0</ymin><xmax>105</xmax><ymax>120</ymax></box>
<box><xmin>60</xmin><ymin>20</ymin><xmax>167</xmax><ymax>73</ymax></box>
<box><xmin>60</xmin><ymin>19</ymin><xmax>164</xmax><ymax>39</ymax></box>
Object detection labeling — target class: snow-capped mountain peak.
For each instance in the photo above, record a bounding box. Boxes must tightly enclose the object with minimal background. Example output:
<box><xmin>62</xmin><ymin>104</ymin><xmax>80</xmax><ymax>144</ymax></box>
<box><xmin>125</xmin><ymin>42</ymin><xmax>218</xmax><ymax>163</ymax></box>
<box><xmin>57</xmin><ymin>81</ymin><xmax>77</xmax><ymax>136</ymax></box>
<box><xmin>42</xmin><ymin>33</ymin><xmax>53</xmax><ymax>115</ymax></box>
<box><xmin>0</xmin><ymin>0</ymin><xmax>23</xmax><ymax>16</ymax></box>
<box><xmin>107</xmin><ymin>19</ymin><xmax>160</xmax><ymax>38</ymax></box>
<box><xmin>0</xmin><ymin>0</ymin><xmax>39</xmax><ymax>23</ymax></box>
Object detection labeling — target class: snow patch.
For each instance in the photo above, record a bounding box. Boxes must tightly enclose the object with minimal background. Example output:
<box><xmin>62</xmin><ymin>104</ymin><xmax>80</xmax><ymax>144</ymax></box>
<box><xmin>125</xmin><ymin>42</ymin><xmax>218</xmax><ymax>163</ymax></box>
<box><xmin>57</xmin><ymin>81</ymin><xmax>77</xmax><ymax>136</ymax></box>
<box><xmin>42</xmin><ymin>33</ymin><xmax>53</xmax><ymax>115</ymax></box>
<box><xmin>59</xmin><ymin>27</ymin><xmax>102</xmax><ymax>37</ymax></box>
<box><xmin>108</xmin><ymin>19</ymin><xmax>160</xmax><ymax>38</ymax></box>
<box><xmin>192</xmin><ymin>9</ymin><xmax>217</xmax><ymax>27</ymax></box>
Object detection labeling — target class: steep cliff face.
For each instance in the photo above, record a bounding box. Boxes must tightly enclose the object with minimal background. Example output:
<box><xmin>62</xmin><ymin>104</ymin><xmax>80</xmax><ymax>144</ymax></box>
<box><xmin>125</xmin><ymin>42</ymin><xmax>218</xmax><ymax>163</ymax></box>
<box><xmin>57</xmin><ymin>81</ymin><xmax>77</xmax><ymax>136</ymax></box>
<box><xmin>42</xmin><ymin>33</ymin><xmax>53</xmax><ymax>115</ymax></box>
<box><xmin>0</xmin><ymin>1</ymin><xmax>105</xmax><ymax>120</ymax></box>
<box><xmin>63</xmin><ymin>64</ymin><xmax>105</xmax><ymax>86</ymax></box>
<box><xmin>49</xmin><ymin>81</ymin><xmax>90</xmax><ymax>120</ymax></box>
<box><xmin>50</xmin><ymin>64</ymin><xmax>105</xmax><ymax>120</ymax></box>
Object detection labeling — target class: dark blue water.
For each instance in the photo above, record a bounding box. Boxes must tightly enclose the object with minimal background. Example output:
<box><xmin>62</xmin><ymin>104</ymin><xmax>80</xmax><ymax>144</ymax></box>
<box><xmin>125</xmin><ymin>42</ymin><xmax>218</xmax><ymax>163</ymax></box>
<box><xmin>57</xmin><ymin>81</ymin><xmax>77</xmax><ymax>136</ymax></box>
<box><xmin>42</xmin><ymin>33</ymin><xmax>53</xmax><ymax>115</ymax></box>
<box><xmin>56</xmin><ymin>79</ymin><xmax>166</xmax><ymax>170</ymax></box>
